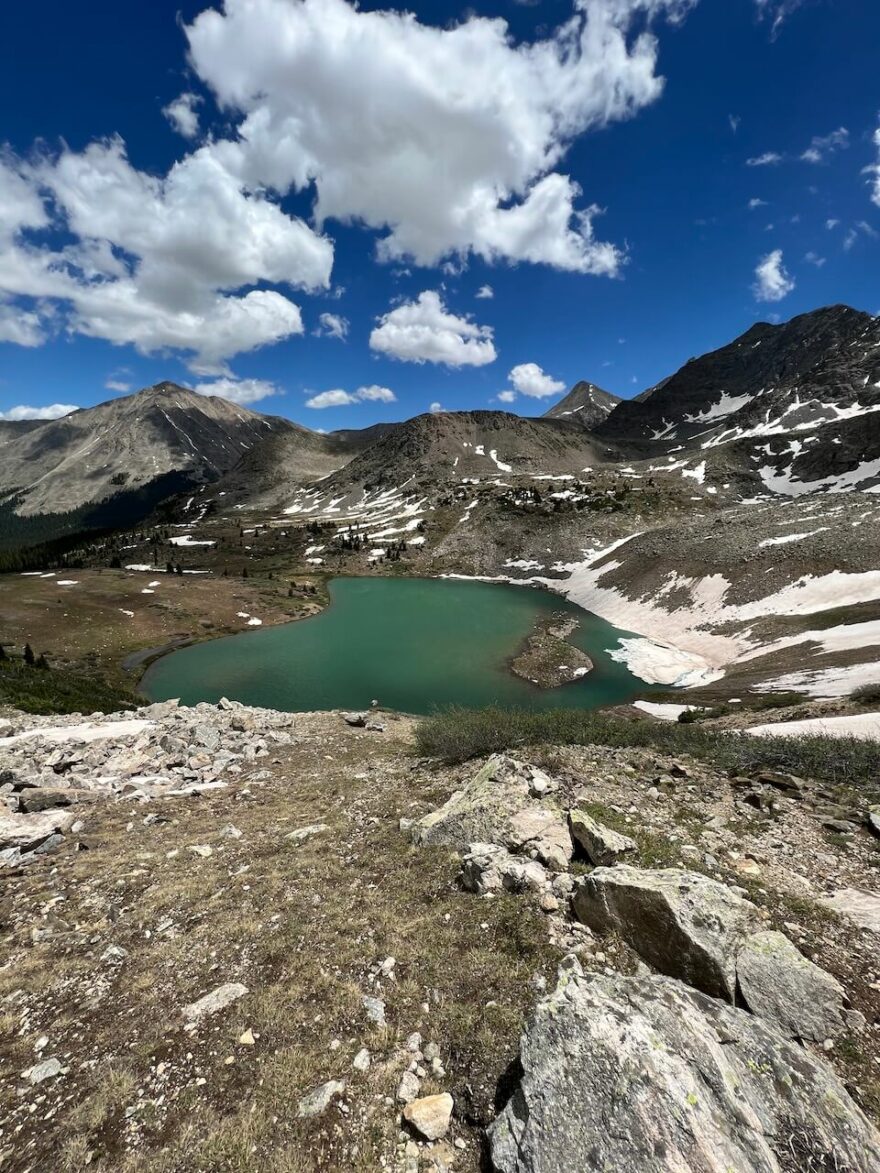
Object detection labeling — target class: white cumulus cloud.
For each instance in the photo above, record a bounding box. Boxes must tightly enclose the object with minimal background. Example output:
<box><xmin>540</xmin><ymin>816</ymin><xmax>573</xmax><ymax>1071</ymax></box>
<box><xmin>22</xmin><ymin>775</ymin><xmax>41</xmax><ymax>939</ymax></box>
<box><xmin>753</xmin><ymin>249</ymin><xmax>795</xmax><ymax>302</ymax></box>
<box><xmin>306</xmin><ymin>384</ymin><xmax>396</xmax><ymax>409</ymax></box>
<box><xmin>0</xmin><ymin>135</ymin><xmax>331</xmax><ymax>374</ymax></box>
<box><xmin>370</xmin><ymin>291</ymin><xmax>496</xmax><ymax>367</ymax></box>
<box><xmin>0</xmin><ymin>403</ymin><xmax>78</xmax><ymax>421</ymax></box>
<box><xmin>507</xmin><ymin>362</ymin><xmax>566</xmax><ymax>399</ymax></box>
<box><xmin>475</xmin><ymin>285</ymin><xmax>494</xmax><ymax>299</ymax></box>
<box><xmin>0</xmin><ymin>302</ymin><xmax>46</xmax><ymax>347</ymax></box>
<box><xmin>746</xmin><ymin>152</ymin><xmax>782</xmax><ymax>167</ymax></box>
<box><xmin>192</xmin><ymin>376</ymin><xmax>281</xmax><ymax>405</ymax></box>
<box><xmin>163</xmin><ymin>93</ymin><xmax>203</xmax><ymax>139</ymax></box>
<box><xmin>496</xmin><ymin>390</ymin><xmax>517</xmax><ymax>403</ymax></box>
<box><xmin>185</xmin><ymin>0</ymin><xmax>696</xmax><ymax>276</ymax></box>
<box><xmin>429</xmin><ymin>401</ymin><xmax>444</xmax><ymax>413</ymax></box>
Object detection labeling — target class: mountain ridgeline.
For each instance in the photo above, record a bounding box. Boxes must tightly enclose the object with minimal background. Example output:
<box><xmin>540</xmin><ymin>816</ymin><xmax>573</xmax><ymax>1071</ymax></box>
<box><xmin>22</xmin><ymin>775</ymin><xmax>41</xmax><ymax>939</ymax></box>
<box><xmin>2</xmin><ymin>304</ymin><xmax>880</xmax><ymax>547</ymax></box>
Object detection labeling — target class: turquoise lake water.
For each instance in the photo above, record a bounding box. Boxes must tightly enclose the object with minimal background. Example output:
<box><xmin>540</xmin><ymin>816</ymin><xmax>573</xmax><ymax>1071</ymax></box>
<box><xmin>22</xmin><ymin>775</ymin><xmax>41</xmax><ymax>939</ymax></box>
<box><xmin>141</xmin><ymin>576</ymin><xmax>650</xmax><ymax>714</ymax></box>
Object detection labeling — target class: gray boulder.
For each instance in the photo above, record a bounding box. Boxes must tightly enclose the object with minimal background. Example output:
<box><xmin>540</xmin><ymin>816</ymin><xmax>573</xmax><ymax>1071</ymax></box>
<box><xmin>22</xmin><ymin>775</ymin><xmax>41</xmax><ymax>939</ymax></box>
<box><xmin>413</xmin><ymin>755</ymin><xmax>565</xmax><ymax>861</ymax></box>
<box><xmin>297</xmin><ymin>1079</ymin><xmax>345</xmax><ymax>1117</ymax></box>
<box><xmin>568</xmin><ymin>809</ymin><xmax>635</xmax><ymax>865</ymax></box>
<box><xmin>182</xmin><ymin>982</ymin><xmax>248</xmax><ymax>1024</ymax></box>
<box><xmin>489</xmin><ymin>963</ymin><xmax>880</xmax><ymax>1173</ymax></box>
<box><xmin>0</xmin><ymin>809</ymin><xmax>75</xmax><ymax>851</ymax></box>
<box><xmin>820</xmin><ymin>887</ymin><xmax>880</xmax><ymax>933</ymax></box>
<box><xmin>506</xmin><ymin>808</ymin><xmax>572</xmax><ymax>872</ymax></box>
<box><xmin>461</xmin><ymin>843</ymin><xmax>547</xmax><ymax>896</ymax></box>
<box><xmin>572</xmin><ymin>866</ymin><xmax>760</xmax><ymax>1001</ymax></box>
<box><xmin>736</xmin><ymin>930</ymin><xmax>847</xmax><ymax>1043</ymax></box>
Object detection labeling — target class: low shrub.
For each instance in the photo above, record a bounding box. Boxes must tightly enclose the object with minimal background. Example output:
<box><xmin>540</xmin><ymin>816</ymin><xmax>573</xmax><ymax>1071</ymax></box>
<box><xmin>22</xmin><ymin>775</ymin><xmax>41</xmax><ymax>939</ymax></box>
<box><xmin>850</xmin><ymin>682</ymin><xmax>880</xmax><ymax>706</ymax></box>
<box><xmin>677</xmin><ymin>705</ymin><xmax>730</xmax><ymax>723</ymax></box>
<box><xmin>742</xmin><ymin>691</ymin><xmax>809</xmax><ymax>711</ymax></box>
<box><xmin>415</xmin><ymin>704</ymin><xmax>880</xmax><ymax>790</ymax></box>
<box><xmin>0</xmin><ymin>659</ymin><xmax>140</xmax><ymax>715</ymax></box>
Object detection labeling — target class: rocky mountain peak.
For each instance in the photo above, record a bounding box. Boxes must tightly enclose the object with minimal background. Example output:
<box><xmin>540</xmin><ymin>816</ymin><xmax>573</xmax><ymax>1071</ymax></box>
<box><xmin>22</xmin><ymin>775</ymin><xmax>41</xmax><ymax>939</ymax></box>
<box><xmin>597</xmin><ymin>303</ymin><xmax>880</xmax><ymax>452</ymax></box>
<box><xmin>543</xmin><ymin>381</ymin><xmax>621</xmax><ymax>429</ymax></box>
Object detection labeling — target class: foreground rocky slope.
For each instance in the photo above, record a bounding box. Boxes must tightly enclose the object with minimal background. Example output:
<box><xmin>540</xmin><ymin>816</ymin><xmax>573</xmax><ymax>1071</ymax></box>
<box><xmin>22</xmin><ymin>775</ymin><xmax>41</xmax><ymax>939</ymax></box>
<box><xmin>1</xmin><ymin>699</ymin><xmax>878</xmax><ymax>1171</ymax></box>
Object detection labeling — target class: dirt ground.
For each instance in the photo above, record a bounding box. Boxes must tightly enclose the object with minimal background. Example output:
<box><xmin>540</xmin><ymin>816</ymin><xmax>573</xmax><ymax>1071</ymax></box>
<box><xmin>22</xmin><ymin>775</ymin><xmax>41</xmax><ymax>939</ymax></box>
<box><xmin>0</xmin><ymin>711</ymin><xmax>878</xmax><ymax>1172</ymax></box>
<box><xmin>0</xmin><ymin>570</ymin><xmax>324</xmax><ymax>688</ymax></box>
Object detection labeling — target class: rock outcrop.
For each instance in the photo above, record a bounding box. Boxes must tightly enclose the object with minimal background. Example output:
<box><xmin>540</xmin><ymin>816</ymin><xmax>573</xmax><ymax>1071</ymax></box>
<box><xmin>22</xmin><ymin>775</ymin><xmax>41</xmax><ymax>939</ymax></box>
<box><xmin>572</xmin><ymin>866</ymin><xmax>761</xmax><ymax>1000</ymax></box>
<box><xmin>568</xmin><ymin>809</ymin><xmax>635</xmax><ymax>865</ymax></box>
<box><xmin>490</xmin><ymin>960</ymin><xmax>880</xmax><ymax>1173</ymax></box>
<box><xmin>412</xmin><ymin>755</ymin><xmax>566</xmax><ymax>862</ymax></box>
<box><xmin>736</xmin><ymin>930</ymin><xmax>848</xmax><ymax>1043</ymax></box>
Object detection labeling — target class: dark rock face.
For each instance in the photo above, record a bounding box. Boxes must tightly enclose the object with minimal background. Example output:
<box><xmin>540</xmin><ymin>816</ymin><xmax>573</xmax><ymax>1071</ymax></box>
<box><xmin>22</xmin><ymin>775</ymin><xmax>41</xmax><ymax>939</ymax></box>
<box><xmin>543</xmin><ymin>381</ymin><xmax>621</xmax><ymax>429</ymax></box>
<box><xmin>598</xmin><ymin>305</ymin><xmax>880</xmax><ymax>445</ymax></box>
<box><xmin>490</xmin><ymin>964</ymin><xmax>880</xmax><ymax>1173</ymax></box>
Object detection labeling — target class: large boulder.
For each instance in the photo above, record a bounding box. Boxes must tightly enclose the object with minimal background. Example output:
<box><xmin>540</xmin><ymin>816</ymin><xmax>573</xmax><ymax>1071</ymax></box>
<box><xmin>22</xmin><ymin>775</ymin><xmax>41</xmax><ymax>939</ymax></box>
<box><xmin>568</xmin><ymin>809</ymin><xmax>636</xmax><ymax>865</ymax></box>
<box><xmin>736</xmin><ymin>930</ymin><xmax>848</xmax><ymax>1043</ymax></box>
<box><xmin>489</xmin><ymin>962</ymin><xmax>880</xmax><ymax>1173</ymax></box>
<box><xmin>0</xmin><ymin>809</ymin><xmax>75</xmax><ymax>851</ymax></box>
<box><xmin>572</xmin><ymin>866</ymin><xmax>760</xmax><ymax>1001</ymax></box>
<box><xmin>506</xmin><ymin>808</ymin><xmax>572</xmax><ymax>872</ymax></box>
<box><xmin>413</xmin><ymin>756</ymin><xmax>565</xmax><ymax>860</ymax></box>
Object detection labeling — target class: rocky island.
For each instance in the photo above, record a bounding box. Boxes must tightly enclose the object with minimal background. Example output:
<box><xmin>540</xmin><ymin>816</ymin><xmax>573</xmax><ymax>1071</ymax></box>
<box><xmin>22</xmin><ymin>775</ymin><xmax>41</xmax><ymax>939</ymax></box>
<box><xmin>510</xmin><ymin>612</ymin><xmax>593</xmax><ymax>689</ymax></box>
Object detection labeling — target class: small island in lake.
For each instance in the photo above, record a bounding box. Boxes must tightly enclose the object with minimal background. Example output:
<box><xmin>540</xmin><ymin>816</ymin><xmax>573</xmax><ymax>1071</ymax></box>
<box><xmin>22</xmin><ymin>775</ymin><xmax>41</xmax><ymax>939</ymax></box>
<box><xmin>510</xmin><ymin>611</ymin><xmax>594</xmax><ymax>689</ymax></box>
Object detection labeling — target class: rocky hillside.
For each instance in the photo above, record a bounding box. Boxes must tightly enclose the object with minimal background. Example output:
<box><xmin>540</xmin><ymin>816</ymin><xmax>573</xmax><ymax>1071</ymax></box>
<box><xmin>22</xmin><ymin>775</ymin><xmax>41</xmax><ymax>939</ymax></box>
<box><xmin>301</xmin><ymin>410</ymin><xmax>615</xmax><ymax>497</ymax></box>
<box><xmin>543</xmin><ymin>380</ymin><xmax>620</xmax><ymax>428</ymax></box>
<box><xmin>0</xmin><ymin>382</ymin><xmax>298</xmax><ymax>520</ymax></box>
<box><xmin>1</xmin><ymin>698</ymin><xmax>878</xmax><ymax>1171</ymax></box>
<box><xmin>598</xmin><ymin>304</ymin><xmax>880</xmax><ymax>492</ymax></box>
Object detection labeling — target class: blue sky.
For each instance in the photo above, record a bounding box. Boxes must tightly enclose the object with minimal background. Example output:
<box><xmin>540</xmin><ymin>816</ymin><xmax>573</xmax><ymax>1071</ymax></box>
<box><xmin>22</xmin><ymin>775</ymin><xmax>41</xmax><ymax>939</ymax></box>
<box><xmin>0</xmin><ymin>0</ymin><xmax>878</xmax><ymax>428</ymax></box>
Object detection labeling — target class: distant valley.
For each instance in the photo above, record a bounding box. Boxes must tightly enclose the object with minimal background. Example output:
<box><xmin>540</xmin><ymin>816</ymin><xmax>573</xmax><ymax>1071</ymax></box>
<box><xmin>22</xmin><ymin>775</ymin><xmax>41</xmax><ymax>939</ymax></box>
<box><xmin>2</xmin><ymin>303</ymin><xmax>880</xmax><ymax>704</ymax></box>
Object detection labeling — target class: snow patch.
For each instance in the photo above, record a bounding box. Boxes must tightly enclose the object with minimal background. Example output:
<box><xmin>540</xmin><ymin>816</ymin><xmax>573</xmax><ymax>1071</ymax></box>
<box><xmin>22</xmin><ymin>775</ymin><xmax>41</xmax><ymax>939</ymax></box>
<box><xmin>745</xmin><ymin>712</ymin><xmax>880</xmax><ymax>741</ymax></box>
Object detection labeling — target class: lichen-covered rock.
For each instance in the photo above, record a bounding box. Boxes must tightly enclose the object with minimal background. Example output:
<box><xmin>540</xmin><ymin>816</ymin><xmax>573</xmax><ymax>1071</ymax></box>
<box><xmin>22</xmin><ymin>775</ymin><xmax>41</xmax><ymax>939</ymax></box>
<box><xmin>568</xmin><ymin>809</ymin><xmax>636</xmax><ymax>865</ymax></box>
<box><xmin>460</xmin><ymin>843</ymin><xmax>547</xmax><ymax>895</ymax></box>
<box><xmin>489</xmin><ymin>962</ymin><xmax>880</xmax><ymax>1173</ymax></box>
<box><xmin>412</xmin><ymin>755</ymin><xmax>562</xmax><ymax>855</ymax></box>
<box><xmin>572</xmin><ymin>866</ymin><xmax>760</xmax><ymax>1000</ymax></box>
<box><xmin>736</xmin><ymin>930</ymin><xmax>847</xmax><ymax>1042</ymax></box>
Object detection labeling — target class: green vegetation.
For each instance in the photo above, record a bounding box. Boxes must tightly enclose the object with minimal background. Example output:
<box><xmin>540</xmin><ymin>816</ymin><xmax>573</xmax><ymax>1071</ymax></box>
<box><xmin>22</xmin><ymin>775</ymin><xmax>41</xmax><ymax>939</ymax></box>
<box><xmin>416</xmin><ymin>704</ymin><xmax>880</xmax><ymax>789</ymax></box>
<box><xmin>678</xmin><ymin>705</ymin><xmax>727</xmax><ymax>723</ymax></box>
<box><xmin>647</xmin><ymin>689</ymin><xmax>808</xmax><ymax>714</ymax></box>
<box><xmin>851</xmin><ymin>682</ymin><xmax>880</xmax><ymax>705</ymax></box>
<box><xmin>0</xmin><ymin>657</ymin><xmax>141</xmax><ymax>715</ymax></box>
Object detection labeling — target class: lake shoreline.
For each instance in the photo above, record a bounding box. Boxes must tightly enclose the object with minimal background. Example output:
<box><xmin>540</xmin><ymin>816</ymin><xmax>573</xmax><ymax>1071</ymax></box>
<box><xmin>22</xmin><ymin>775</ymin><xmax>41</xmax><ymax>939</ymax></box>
<box><xmin>141</xmin><ymin>575</ymin><xmax>654</xmax><ymax>714</ymax></box>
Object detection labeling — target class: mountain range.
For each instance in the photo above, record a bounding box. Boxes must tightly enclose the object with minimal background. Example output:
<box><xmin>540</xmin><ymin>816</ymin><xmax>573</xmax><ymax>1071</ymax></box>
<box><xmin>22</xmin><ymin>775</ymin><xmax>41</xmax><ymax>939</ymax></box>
<box><xmin>3</xmin><ymin>304</ymin><xmax>880</xmax><ymax>539</ymax></box>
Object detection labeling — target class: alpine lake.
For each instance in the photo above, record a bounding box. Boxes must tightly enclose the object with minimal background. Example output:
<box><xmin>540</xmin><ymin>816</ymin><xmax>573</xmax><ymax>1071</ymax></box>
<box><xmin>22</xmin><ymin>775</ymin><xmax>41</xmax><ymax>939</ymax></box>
<box><xmin>141</xmin><ymin>576</ymin><xmax>653</xmax><ymax>714</ymax></box>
